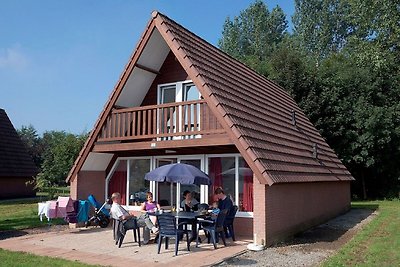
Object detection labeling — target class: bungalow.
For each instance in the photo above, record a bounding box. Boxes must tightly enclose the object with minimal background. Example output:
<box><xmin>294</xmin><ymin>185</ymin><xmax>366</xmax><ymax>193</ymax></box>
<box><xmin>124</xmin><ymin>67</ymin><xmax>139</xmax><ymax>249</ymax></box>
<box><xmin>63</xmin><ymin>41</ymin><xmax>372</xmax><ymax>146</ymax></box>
<box><xmin>67</xmin><ymin>11</ymin><xmax>354</xmax><ymax>246</ymax></box>
<box><xmin>0</xmin><ymin>108</ymin><xmax>38</xmax><ymax>199</ymax></box>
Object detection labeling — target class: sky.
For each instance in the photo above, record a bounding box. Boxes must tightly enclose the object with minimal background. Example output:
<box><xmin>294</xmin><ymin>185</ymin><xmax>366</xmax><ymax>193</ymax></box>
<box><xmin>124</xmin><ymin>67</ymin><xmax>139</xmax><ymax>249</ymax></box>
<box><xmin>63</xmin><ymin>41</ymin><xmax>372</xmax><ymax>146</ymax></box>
<box><xmin>1</xmin><ymin>0</ymin><xmax>295</xmax><ymax>135</ymax></box>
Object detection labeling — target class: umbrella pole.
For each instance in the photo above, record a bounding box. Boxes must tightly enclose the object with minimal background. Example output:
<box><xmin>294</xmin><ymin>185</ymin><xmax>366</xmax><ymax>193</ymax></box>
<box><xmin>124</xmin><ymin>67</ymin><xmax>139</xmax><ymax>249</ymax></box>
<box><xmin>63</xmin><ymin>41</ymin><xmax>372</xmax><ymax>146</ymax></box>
<box><xmin>170</xmin><ymin>183</ymin><xmax>173</xmax><ymax>208</ymax></box>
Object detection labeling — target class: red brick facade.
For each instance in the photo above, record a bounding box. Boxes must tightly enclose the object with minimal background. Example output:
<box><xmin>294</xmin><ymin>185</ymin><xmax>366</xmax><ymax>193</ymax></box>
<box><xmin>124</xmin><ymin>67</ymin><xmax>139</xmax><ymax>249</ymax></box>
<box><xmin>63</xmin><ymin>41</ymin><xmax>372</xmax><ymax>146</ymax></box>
<box><xmin>70</xmin><ymin>171</ymin><xmax>106</xmax><ymax>203</ymax></box>
<box><xmin>263</xmin><ymin>181</ymin><xmax>350</xmax><ymax>246</ymax></box>
<box><xmin>0</xmin><ymin>177</ymin><xmax>35</xmax><ymax>199</ymax></box>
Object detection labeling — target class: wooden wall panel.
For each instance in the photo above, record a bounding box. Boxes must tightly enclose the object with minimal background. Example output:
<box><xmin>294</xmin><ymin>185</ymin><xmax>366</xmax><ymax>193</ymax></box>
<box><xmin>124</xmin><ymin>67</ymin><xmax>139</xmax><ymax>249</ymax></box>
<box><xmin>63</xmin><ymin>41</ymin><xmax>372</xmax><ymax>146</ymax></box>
<box><xmin>141</xmin><ymin>51</ymin><xmax>189</xmax><ymax>106</ymax></box>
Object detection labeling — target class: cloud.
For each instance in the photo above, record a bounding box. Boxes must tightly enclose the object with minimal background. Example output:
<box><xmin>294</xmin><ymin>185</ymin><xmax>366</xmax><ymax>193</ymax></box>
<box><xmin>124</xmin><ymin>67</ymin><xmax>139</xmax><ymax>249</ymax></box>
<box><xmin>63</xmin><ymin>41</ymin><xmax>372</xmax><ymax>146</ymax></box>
<box><xmin>0</xmin><ymin>44</ymin><xmax>29</xmax><ymax>71</ymax></box>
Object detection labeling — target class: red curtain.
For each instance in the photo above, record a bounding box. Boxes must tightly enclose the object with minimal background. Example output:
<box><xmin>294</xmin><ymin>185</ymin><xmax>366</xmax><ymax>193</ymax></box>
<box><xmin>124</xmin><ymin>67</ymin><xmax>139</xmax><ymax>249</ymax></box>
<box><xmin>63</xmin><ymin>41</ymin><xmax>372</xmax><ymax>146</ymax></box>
<box><xmin>209</xmin><ymin>157</ymin><xmax>223</xmax><ymax>202</ymax></box>
<box><xmin>242</xmin><ymin>163</ymin><xmax>253</xmax><ymax>212</ymax></box>
<box><xmin>108</xmin><ymin>171</ymin><xmax>127</xmax><ymax>205</ymax></box>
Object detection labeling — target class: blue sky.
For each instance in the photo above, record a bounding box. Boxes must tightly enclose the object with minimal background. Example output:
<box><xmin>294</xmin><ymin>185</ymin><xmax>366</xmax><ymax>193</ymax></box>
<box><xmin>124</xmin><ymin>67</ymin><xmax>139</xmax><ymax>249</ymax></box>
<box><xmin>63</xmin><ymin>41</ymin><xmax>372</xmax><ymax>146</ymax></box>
<box><xmin>1</xmin><ymin>0</ymin><xmax>294</xmax><ymax>135</ymax></box>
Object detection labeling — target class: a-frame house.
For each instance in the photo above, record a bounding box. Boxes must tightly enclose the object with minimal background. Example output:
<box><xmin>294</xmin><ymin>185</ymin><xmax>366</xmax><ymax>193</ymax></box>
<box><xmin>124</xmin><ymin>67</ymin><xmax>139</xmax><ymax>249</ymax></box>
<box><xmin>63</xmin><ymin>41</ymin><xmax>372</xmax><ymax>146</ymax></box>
<box><xmin>0</xmin><ymin>108</ymin><xmax>38</xmax><ymax>198</ymax></box>
<box><xmin>67</xmin><ymin>11</ymin><xmax>354</xmax><ymax>246</ymax></box>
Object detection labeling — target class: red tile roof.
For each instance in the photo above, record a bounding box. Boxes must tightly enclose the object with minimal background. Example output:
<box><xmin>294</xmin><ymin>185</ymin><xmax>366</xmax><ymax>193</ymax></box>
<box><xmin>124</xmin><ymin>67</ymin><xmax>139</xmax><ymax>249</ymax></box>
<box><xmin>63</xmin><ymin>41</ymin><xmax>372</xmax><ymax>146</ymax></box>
<box><xmin>0</xmin><ymin>109</ymin><xmax>38</xmax><ymax>178</ymax></box>
<box><xmin>67</xmin><ymin>11</ymin><xmax>353</xmax><ymax>185</ymax></box>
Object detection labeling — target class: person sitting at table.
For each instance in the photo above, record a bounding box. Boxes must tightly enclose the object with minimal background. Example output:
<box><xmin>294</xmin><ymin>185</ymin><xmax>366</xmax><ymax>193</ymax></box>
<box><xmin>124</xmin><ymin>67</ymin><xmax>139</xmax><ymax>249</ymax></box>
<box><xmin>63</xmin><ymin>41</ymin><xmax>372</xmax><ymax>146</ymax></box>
<box><xmin>214</xmin><ymin>187</ymin><xmax>233</xmax><ymax>213</ymax></box>
<box><xmin>140</xmin><ymin>191</ymin><xmax>161</xmax><ymax>227</ymax></box>
<box><xmin>211</xmin><ymin>201</ymin><xmax>220</xmax><ymax>217</ymax></box>
<box><xmin>214</xmin><ymin>187</ymin><xmax>235</xmax><ymax>237</ymax></box>
<box><xmin>180</xmin><ymin>190</ymin><xmax>199</xmax><ymax>212</ymax></box>
<box><xmin>110</xmin><ymin>192</ymin><xmax>157</xmax><ymax>244</ymax></box>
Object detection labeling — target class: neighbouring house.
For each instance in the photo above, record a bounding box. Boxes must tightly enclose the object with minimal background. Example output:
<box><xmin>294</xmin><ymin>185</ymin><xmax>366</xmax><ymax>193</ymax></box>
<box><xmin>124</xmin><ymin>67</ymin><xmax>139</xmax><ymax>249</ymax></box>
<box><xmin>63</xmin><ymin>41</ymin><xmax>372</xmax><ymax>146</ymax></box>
<box><xmin>67</xmin><ymin>11</ymin><xmax>354</xmax><ymax>246</ymax></box>
<box><xmin>0</xmin><ymin>108</ymin><xmax>38</xmax><ymax>199</ymax></box>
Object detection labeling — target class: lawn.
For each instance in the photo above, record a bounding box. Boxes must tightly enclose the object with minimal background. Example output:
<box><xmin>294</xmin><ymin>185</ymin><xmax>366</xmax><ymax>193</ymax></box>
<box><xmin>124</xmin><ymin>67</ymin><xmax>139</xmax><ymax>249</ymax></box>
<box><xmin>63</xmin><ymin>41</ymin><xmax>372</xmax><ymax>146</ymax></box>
<box><xmin>0</xmin><ymin>198</ymin><xmax>65</xmax><ymax>231</ymax></box>
<box><xmin>0</xmin><ymin>196</ymin><xmax>97</xmax><ymax>267</ymax></box>
<box><xmin>322</xmin><ymin>200</ymin><xmax>400</xmax><ymax>267</ymax></box>
<box><xmin>0</xmin><ymin>249</ymin><xmax>96</xmax><ymax>267</ymax></box>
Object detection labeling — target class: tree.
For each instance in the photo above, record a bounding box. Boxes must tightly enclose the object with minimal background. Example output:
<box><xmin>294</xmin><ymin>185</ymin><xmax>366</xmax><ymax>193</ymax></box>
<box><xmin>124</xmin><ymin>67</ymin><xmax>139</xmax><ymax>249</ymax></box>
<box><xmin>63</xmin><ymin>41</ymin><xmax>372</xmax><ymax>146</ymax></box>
<box><xmin>17</xmin><ymin>125</ymin><xmax>44</xmax><ymax>169</ymax></box>
<box><xmin>293</xmin><ymin>0</ymin><xmax>352</xmax><ymax>61</ymax></box>
<box><xmin>218</xmin><ymin>0</ymin><xmax>287</xmax><ymax>75</ymax></box>
<box><xmin>221</xmin><ymin>0</ymin><xmax>400</xmax><ymax>199</ymax></box>
<box><xmin>35</xmin><ymin>131</ymin><xmax>87</xmax><ymax>196</ymax></box>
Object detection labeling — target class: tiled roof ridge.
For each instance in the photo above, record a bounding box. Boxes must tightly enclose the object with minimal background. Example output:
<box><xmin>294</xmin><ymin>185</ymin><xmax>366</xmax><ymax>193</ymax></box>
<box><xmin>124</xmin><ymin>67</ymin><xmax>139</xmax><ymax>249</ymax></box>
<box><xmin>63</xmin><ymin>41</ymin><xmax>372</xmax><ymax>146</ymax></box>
<box><xmin>155</xmin><ymin>12</ymin><xmax>295</xmax><ymax>104</ymax></box>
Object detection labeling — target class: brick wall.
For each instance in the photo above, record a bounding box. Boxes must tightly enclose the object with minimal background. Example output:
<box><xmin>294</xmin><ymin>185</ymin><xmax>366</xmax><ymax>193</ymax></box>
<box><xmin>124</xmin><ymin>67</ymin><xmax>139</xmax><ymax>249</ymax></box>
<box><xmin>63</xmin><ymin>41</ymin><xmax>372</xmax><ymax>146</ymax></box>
<box><xmin>70</xmin><ymin>171</ymin><xmax>106</xmax><ymax>202</ymax></box>
<box><xmin>234</xmin><ymin>217</ymin><xmax>253</xmax><ymax>238</ymax></box>
<box><xmin>253</xmin><ymin>178</ymin><xmax>267</xmax><ymax>245</ymax></box>
<box><xmin>265</xmin><ymin>181</ymin><xmax>351</xmax><ymax>246</ymax></box>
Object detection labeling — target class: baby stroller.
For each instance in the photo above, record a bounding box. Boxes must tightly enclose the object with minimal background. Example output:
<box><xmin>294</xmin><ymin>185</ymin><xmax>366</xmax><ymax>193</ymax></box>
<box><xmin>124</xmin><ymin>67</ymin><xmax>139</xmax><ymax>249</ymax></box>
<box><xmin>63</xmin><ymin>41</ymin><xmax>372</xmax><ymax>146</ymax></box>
<box><xmin>85</xmin><ymin>194</ymin><xmax>110</xmax><ymax>228</ymax></box>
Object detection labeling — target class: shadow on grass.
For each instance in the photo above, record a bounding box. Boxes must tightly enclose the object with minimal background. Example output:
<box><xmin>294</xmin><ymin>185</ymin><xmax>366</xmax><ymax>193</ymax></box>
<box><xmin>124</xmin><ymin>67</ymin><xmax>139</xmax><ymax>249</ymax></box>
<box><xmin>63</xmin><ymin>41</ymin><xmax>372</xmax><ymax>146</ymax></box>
<box><xmin>351</xmin><ymin>203</ymin><xmax>380</xmax><ymax>210</ymax></box>
<box><xmin>0</xmin><ymin>216</ymin><xmax>65</xmax><ymax>230</ymax></box>
<box><xmin>0</xmin><ymin>229</ymin><xmax>30</xmax><ymax>240</ymax></box>
<box><xmin>284</xmin><ymin>207</ymin><xmax>377</xmax><ymax>246</ymax></box>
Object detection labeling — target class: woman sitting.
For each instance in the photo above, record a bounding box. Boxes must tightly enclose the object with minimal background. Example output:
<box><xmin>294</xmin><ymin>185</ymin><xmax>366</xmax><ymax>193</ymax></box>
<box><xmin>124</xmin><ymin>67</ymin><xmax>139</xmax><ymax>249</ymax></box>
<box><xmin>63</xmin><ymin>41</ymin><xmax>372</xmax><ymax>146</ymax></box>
<box><xmin>140</xmin><ymin>192</ymin><xmax>160</xmax><ymax>233</ymax></box>
<box><xmin>180</xmin><ymin>190</ymin><xmax>199</xmax><ymax>211</ymax></box>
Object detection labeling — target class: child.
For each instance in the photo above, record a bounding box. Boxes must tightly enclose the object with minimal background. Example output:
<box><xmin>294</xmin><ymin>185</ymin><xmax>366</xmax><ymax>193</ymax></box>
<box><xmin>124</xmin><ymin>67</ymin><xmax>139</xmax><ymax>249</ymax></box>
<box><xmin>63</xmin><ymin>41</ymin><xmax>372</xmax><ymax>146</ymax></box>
<box><xmin>211</xmin><ymin>201</ymin><xmax>220</xmax><ymax>216</ymax></box>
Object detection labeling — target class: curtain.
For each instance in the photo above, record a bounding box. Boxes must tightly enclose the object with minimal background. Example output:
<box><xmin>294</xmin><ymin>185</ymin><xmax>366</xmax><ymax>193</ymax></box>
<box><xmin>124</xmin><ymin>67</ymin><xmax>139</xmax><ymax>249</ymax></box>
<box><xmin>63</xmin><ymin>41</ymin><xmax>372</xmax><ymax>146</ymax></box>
<box><xmin>108</xmin><ymin>171</ymin><xmax>127</xmax><ymax>205</ymax></box>
<box><xmin>209</xmin><ymin>157</ymin><xmax>223</xmax><ymax>202</ymax></box>
<box><xmin>242</xmin><ymin>163</ymin><xmax>253</xmax><ymax>212</ymax></box>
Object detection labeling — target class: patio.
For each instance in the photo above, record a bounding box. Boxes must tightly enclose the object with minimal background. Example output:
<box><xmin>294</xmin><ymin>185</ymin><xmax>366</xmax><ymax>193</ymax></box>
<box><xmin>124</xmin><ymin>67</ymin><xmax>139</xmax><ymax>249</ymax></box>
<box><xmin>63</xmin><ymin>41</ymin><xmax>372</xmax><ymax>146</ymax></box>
<box><xmin>0</xmin><ymin>226</ymin><xmax>251</xmax><ymax>266</ymax></box>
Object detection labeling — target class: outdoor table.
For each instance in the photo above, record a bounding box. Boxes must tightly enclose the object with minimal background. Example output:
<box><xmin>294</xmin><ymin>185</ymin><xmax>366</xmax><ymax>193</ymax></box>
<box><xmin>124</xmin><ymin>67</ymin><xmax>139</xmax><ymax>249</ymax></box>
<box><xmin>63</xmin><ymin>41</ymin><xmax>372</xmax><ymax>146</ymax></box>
<box><xmin>148</xmin><ymin>211</ymin><xmax>206</xmax><ymax>243</ymax></box>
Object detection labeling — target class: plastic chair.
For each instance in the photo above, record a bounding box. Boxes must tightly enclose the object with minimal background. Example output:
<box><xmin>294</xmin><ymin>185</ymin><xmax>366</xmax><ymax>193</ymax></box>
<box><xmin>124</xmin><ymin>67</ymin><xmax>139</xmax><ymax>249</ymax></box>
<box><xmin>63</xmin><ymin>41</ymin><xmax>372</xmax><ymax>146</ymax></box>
<box><xmin>224</xmin><ymin>205</ymin><xmax>238</xmax><ymax>241</ymax></box>
<box><xmin>198</xmin><ymin>203</ymin><xmax>209</xmax><ymax>211</ymax></box>
<box><xmin>112</xmin><ymin>218</ymin><xmax>141</xmax><ymax>247</ymax></box>
<box><xmin>196</xmin><ymin>209</ymin><xmax>228</xmax><ymax>249</ymax></box>
<box><xmin>157</xmin><ymin>214</ymin><xmax>190</xmax><ymax>256</ymax></box>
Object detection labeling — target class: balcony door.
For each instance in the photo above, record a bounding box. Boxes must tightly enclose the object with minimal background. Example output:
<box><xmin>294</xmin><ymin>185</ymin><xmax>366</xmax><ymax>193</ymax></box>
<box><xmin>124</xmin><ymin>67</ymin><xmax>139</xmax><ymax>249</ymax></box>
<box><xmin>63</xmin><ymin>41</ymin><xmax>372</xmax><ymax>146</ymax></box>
<box><xmin>158</xmin><ymin>81</ymin><xmax>201</xmax><ymax>139</ymax></box>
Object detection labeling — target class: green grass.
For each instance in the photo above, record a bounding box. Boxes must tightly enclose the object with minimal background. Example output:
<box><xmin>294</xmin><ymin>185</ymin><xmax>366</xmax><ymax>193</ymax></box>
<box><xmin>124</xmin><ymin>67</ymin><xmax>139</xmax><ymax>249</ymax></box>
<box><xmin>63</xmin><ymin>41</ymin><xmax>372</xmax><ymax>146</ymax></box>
<box><xmin>0</xmin><ymin>249</ymin><xmax>96</xmax><ymax>267</ymax></box>
<box><xmin>37</xmin><ymin>186</ymin><xmax>70</xmax><ymax>198</ymax></box>
<box><xmin>322</xmin><ymin>200</ymin><xmax>400</xmax><ymax>267</ymax></box>
<box><xmin>0</xmin><ymin>186</ymin><xmax>70</xmax><ymax>231</ymax></box>
<box><xmin>0</xmin><ymin>198</ymin><xmax>65</xmax><ymax>231</ymax></box>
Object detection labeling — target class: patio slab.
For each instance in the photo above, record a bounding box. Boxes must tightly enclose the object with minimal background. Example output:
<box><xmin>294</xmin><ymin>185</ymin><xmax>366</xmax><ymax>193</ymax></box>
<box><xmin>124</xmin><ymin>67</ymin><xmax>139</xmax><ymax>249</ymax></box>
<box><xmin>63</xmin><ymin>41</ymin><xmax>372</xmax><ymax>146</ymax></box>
<box><xmin>0</xmin><ymin>227</ymin><xmax>251</xmax><ymax>266</ymax></box>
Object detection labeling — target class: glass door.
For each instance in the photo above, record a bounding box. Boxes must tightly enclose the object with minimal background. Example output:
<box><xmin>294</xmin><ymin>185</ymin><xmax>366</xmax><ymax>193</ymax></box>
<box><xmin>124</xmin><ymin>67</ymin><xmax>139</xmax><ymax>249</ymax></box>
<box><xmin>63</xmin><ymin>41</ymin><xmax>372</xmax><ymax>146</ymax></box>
<box><xmin>159</xmin><ymin>85</ymin><xmax>176</xmax><ymax>139</ymax></box>
<box><xmin>158</xmin><ymin>81</ymin><xmax>201</xmax><ymax>140</ymax></box>
<box><xmin>155</xmin><ymin>158</ymin><xmax>177</xmax><ymax>207</ymax></box>
<box><xmin>183</xmin><ymin>83</ymin><xmax>201</xmax><ymax>137</ymax></box>
<box><xmin>177</xmin><ymin>158</ymin><xmax>203</xmax><ymax>207</ymax></box>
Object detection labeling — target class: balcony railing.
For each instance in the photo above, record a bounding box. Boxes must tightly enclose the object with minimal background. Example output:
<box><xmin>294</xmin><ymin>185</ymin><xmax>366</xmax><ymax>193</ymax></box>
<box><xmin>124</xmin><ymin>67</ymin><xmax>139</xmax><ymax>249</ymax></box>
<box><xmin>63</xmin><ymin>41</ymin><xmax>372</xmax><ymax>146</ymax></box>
<box><xmin>97</xmin><ymin>100</ymin><xmax>225</xmax><ymax>142</ymax></box>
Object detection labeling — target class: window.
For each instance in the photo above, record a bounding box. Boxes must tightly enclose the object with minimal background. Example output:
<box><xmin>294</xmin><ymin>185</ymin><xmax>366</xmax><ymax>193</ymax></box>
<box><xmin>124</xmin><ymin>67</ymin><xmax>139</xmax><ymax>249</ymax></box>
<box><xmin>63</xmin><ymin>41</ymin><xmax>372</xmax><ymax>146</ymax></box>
<box><xmin>238</xmin><ymin>157</ymin><xmax>253</xmax><ymax>212</ymax></box>
<box><xmin>128</xmin><ymin>159</ymin><xmax>151</xmax><ymax>205</ymax></box>
<box><xmin>108</xmin><ymin>160</ymin><xmax>127</xmax><ymax>205</ymax></box>
<box><xmin>207</xmin><ymin>156</ymin><xmax>253</xmax><ymax>212</ymax></box>
<box><xmin>158</xmin><ymin>81</ymin><xmax>201</xmax><ymax>139</ymax></box>
<box><xmin>106</xmin><ymin>154</ymin><xmax>254</xmax><ymax>215</ymax></box>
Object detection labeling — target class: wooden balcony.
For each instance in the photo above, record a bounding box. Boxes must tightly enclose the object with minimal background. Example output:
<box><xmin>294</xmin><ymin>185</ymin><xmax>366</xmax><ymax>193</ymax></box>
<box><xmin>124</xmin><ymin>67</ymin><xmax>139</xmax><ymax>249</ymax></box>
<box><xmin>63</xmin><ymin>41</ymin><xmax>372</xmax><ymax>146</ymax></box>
<box><xmin>97</xmin><ymin>100</ymin><xmax>225</xmax><ymax>143</ymax></box>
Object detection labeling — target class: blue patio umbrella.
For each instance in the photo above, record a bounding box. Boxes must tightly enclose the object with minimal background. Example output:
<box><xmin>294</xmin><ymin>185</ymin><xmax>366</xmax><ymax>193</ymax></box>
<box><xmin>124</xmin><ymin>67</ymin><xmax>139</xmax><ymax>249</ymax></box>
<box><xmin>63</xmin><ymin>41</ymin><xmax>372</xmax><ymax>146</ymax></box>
<box><xmin>144</xmin><ymin>163</ymin><xmax>211</xmax><ymax>186</ymax></box>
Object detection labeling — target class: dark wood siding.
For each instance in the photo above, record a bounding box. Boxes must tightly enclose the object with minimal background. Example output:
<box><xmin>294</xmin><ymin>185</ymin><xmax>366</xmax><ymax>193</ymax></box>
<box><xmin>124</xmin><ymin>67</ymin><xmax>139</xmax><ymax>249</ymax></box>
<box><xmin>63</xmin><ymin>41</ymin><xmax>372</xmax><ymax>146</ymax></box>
<box><xmin>141</xmin><ymin>51</ymin><xmax>189</xmax><ymax>106</ymax></box>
